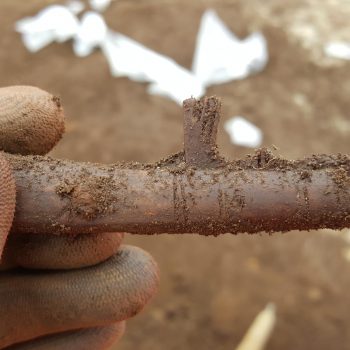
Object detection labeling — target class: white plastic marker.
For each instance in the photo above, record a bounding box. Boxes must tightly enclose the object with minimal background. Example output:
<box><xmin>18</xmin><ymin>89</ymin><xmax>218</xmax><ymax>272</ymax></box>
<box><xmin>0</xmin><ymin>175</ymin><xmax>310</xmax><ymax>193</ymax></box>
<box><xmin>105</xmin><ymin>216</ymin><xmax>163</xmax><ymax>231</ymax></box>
<box><xmin>235</xmin><ymin>303</ymin><xmax>276</xmax><ymax>350</ymax></box>
<box><xmin>15</xmin><ymin>6</ymin><xmax>268</xmax><ymax>105</ymax></box>
<box><xmin>100</xmin><ymin>9</ymin><xmax>268</xmax><ymax>103</ymax></box>
<box><xmin>73</xmin><ymin>12</ymin><xmax>108</xmax><ymax>57</ymax></box>
<box><xmin>101</xmin><ymin>32</ymin><xmax>205</xmax><ymax>104</ymax></box>
<box><xmin>224</xmin><ymin>116</ymin><xmax>262</xmax><ymax>148</ymax></box>
<box><xmin>89</xmin><ymin>0</ymin><xmax>112</xmax><ymax>12</ymax></box>
<box><xmin>66</xmin><ymin>0</ymin><xmax>85</xmax><ymax>14</ymax></box>
<box><xmin>193</xmin><ymin>9</ymin><xmax>268</xmax><ymax>87</ymax></box>
<box><xmin>324</xmin><ymin>42</ymin><xmax>350</xmax><ymax>60</ymax></box>
<box><xmin>70</xmin><ymin>11</ymin><xmax>204</xmax><ymax>103</ymax></box>
<box><xmin>15</xmin><ymin>5</ymin><xmax>79</xmax><ymax>52</ymax></box>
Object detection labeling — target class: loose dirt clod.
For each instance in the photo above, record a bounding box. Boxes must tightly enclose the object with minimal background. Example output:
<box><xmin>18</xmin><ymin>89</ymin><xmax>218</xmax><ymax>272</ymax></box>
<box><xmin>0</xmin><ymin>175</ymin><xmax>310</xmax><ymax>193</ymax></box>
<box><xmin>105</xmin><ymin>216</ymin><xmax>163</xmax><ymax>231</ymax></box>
<box><xmin>58</xmin><ymin>176</ymin><xmax>116</xmax><ymax>220</ymax></box>
<box><xmin>331</xmin><ymin>167</ymin><xmax>350</xmax><ymax>187</ymax></box>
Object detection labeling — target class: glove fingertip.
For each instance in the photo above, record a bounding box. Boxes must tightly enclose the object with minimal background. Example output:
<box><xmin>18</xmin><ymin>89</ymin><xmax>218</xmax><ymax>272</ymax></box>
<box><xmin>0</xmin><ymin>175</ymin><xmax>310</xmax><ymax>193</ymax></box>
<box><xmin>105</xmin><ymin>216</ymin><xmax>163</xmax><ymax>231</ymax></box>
<box><xmin>0</xmin><ymin>152</ymin><xmax>16</xmax><ymax>257</ymax></box>
<box><xmin>0</xmin><ymin>85</ymin><xmax>65</xmax><ymax>155</ymax></box>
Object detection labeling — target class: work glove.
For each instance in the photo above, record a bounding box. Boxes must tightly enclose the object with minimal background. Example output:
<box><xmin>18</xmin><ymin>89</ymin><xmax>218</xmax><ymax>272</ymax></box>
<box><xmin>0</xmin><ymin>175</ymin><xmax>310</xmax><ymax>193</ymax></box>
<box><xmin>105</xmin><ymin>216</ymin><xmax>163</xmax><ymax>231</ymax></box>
<box><xmin>0</xmin><ymin>86</ymin><xmax>159</xmax><ymax>349</ymax></box>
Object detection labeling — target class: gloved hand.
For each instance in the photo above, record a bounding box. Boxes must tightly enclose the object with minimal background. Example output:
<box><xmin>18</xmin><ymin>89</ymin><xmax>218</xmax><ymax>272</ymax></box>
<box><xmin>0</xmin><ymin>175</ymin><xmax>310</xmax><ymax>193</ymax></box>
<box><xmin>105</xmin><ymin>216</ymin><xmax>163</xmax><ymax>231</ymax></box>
<box><xmin>0</xmin><ymin>86</ymin><xmax>159</xmax><ymax>349</ymax></box>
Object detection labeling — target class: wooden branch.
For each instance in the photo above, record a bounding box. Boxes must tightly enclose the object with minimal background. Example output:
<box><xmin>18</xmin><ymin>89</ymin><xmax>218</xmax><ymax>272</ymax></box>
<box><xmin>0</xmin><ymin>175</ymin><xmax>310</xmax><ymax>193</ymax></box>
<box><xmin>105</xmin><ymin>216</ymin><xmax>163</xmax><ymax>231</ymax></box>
<box><xmin>7</xmin><ymin>151</ymin><xmax>349</xmax><ymax>235</ymax></box>
<box><xmin>6</xmin><ymin>97</ymin><xmax>350</xmax><ymax>235</ymax></box>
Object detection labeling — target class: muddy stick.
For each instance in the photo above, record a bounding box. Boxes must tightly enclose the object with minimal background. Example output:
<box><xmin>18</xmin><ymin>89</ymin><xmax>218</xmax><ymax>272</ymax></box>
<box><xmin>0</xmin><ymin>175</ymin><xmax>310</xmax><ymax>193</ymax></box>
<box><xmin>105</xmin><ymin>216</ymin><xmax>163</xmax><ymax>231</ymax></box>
<box><xmin>6</xmin><ymin>97</ymin><xmax>350</xmax><ymax>235</ymax></box>
<box><xmin>7</xmin><ymin>152</ymin><xmax>350</xmax><ymax>235</ymax></box>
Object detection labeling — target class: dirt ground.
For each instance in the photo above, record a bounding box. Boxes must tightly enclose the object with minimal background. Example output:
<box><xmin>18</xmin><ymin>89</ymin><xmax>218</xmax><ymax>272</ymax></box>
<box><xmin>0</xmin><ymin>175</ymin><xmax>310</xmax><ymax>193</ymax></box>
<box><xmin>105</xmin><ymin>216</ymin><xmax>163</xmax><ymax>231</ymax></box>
<box><xmin>1</xmin><ymin>1</ymin><xmax>350</xmax><ymax>349</ymax></box>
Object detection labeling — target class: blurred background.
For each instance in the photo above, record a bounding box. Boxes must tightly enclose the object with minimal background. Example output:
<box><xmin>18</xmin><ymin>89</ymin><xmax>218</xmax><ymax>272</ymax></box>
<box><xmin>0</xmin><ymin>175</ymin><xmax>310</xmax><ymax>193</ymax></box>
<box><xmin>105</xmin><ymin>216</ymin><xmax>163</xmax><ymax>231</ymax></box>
<box><xmin>1</xmin><ymin>1</ymin><xmax>350</xmax><ymax>349</ymax></box>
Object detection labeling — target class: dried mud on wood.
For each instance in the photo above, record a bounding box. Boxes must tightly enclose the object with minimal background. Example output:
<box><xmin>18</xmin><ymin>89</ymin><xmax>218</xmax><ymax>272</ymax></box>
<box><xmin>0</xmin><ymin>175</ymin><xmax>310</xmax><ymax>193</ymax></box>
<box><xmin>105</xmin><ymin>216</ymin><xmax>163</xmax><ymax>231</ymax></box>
<box><xmin>7</xmin><ymin>150</ymin><xmax>350</xmax><ymax>236</ymax></box>
<box><xmin>5</xmin><ymin>96</ymin><xmax>350</xmax><ymax>236</ymax></box>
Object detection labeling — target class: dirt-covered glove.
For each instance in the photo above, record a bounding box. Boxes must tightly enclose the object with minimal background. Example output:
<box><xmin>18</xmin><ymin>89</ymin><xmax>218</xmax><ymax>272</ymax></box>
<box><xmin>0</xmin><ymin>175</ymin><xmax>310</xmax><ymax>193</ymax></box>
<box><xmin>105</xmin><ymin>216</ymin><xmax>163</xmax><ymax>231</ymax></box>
<box><xmin>0</xmin><ymin>86</ymin><xmax>159</xmax><ymax>350</ymax></box>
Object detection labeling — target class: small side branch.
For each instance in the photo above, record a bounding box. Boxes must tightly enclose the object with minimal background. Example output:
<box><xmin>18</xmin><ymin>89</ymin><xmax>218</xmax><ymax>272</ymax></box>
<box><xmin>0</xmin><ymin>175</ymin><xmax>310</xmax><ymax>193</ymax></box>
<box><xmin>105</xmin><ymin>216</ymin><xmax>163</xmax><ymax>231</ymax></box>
<box><xmin>183</xmin><ymin>97</ymin><xmax>223</xmax><ymax>167</ymax></box>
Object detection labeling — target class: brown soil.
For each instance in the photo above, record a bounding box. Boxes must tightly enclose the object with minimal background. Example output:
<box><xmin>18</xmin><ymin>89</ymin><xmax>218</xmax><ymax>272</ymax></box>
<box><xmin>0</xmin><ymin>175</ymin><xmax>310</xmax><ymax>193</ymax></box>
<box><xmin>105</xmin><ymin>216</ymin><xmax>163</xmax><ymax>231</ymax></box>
<box><xmin>1</xmin><ymin>1</ymin><xmax>350</xmax><ymax>349</ymax></box>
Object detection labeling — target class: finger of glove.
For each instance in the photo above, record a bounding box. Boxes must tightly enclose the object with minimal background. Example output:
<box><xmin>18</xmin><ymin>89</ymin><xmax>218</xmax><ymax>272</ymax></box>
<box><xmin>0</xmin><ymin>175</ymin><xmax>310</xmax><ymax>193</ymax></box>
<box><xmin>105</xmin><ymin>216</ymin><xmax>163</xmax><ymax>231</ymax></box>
<box><xmin>0</xmin><ymin>86</ymin><xmax>65</xmax><ymax>155</ymax></box>
<box><xmin>1</xmin><ymin>232</ymin><xmax>124</xmax><ymax>270</ymax></box>
<box><xmin>5</xmin><ymin>323</ymin><xmax>125</xmax><ymax>350</ymax></box>
<box><xmin>0</xmin><ymin>245</ymin><xmax>159</xmax><ymax>348</ymax></box>
<box><xmin>0</xmin><ymin>153</ymin><xmax>16</xmax><ymax>258</ymax></box>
